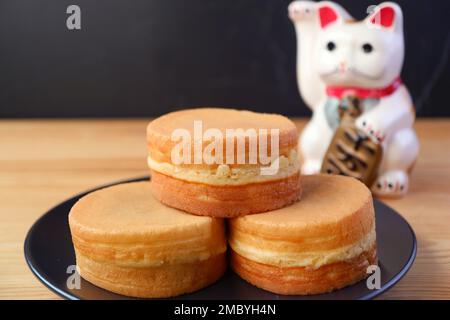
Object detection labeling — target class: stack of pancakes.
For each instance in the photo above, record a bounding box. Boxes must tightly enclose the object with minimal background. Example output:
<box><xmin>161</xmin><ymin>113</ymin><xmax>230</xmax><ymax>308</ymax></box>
<box><xmin>69</xmin><ymin>108</ymin><xmax>377</xmax><ymax>298</ymax></box>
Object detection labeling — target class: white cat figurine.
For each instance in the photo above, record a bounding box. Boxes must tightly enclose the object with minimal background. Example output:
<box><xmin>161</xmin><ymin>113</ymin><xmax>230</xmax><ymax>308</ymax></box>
<box><xmin>297</xmin><ymin>1</ymin><xmax>419</xmax><ymax>198</ymax></box>
<box><xmin>288</xmin><ymin>1</ymin><xmax>352</xmax><ymax>110</ymax></box>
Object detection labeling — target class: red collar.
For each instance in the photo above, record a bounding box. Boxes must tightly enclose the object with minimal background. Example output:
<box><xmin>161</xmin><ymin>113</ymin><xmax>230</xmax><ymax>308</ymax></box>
<box><xmin>326</xmin><ymin>77</ymin><xmax>402</xmax><ymax>99</ymax></box>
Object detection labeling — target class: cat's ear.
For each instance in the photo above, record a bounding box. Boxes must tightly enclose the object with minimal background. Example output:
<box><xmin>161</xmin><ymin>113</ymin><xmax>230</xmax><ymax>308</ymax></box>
<box><xmin>317</xmin><ymin>2</ymin><xmax>345</xmax><ymax>29</ymax></box>
<box><xmin>366</xmin><ymin>2</ymin><xmax>403</xmax><ymax>31</ymax></box>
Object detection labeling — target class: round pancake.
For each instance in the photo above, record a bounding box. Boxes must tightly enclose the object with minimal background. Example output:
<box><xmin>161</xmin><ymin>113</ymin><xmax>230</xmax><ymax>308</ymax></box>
<box><xmin>229</xmin><ymin>174</ymin><xmax>377</xmax><ymax>295</ymax></box>
<box><xmin>69</xmin><ymin>181</ymin><xmax>227</xmax><ymax>298</ymax></box>
<box><xmin>146</xmin><ymin>108</ymin><xmax>302</xmax><ymax>217</ymax></box>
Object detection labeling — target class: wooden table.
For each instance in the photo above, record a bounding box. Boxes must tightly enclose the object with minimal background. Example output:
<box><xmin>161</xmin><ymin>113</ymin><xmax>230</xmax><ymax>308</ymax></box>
<box><xmin>1</xmin><ymin>119</ymin><xmax>449</xmax><ymax>300</ymax></box>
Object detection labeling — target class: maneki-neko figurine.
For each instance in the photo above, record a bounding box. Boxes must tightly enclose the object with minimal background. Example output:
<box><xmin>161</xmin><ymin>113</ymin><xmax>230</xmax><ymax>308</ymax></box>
<box><xmin>289</xmin><ymin>1</ymin><xmax>419</xmax><ymax>198</ymax></box>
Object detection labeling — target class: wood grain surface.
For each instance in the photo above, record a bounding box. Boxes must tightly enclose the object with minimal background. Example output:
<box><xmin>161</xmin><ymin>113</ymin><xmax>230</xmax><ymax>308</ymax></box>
<box><xmin>0</xmin><ymin>119</ymin><xmax>449</xmax><ymax>300</ymax></box>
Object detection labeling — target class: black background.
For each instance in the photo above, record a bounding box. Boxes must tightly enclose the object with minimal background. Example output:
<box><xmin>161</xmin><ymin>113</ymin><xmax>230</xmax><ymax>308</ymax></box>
<box><xmin>1</xmin><ymin>0</ymin><xmax>449</xmax><ymax>118</ymax></box>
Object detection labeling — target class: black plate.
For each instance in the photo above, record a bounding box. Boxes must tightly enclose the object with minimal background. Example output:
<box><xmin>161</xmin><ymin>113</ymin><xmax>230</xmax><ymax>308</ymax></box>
<box><xmin>24</xmin><ymin>176</ymin><xmax>416</xmax><ymax>300</ymax></box>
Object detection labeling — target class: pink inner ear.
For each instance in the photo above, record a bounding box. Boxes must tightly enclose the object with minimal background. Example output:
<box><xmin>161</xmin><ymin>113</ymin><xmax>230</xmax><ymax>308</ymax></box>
<box><xmin>319</xmin><ymin>6</ymin><xmax>338</xmax><ymax>29</ymax></box>
<box><xmin>370</xmin><ymin>6</ymin><xmax>395</xmax><ymax>27</ymax></box>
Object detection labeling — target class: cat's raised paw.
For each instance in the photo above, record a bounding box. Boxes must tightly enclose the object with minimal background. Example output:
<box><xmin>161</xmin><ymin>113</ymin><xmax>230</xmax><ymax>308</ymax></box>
<box><xmin>356</xmin><ymin>117</ymin><xmax>386</xmax><ymax>144</ymax></box>
<box><xmin>372</xmin><ymin>170</ymin><xmax>409</xmax><ymax>198</ymax></box>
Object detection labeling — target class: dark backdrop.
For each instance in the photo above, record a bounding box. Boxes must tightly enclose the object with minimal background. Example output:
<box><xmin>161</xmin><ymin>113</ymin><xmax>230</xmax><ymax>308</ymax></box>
<box><xmin>1</xmin><ymin>0</ymin><xmax>449</xmax><ymax>118</ymax></box>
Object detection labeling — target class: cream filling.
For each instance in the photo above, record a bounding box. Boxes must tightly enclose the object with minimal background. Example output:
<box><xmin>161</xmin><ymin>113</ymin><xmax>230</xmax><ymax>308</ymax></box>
<box><xmin>229</xmin><ymin>227</ymin><xmax>376</xmax><ymax>269</ymax></box>
<box><xmin>147</xmin><ymin>149</ymin><xmax>300</xmax><ymax>185</ymax></box>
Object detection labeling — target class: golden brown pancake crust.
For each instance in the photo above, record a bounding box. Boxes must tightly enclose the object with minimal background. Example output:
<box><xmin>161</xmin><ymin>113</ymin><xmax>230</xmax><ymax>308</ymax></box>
<box><xmin>147</xmin><ymin>108</ymin><xmax>299</xmax><ymax>164</ymax></box>
<box><xmin>69</xmin><ymin>182</ymin><xmax>227</xmax><ymax>298</ymax></box>
<box><xmin>146</xmin><ymin>108</ymin><xmax>302</xmax><ymax>217</ymax></box>
<box><xmin>151</xmin><ymin>170</ymin><xmax>302</xmax><ymax>218</ymax></box>
<box><xmin>228</xmin><ymin>175</ymin><xmax>377</xmax><ymax>295</ymax></box>
<box><xmin>230</xmin><ymin>247</ymin><xmax>377</xmax><ymax>296</ymax></box>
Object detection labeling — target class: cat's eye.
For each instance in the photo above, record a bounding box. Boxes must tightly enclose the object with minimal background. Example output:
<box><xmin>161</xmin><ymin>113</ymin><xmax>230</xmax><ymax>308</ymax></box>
<box><xmin>326</xmin><ymin>41</ymin><xmax>336</xmax><ymax>51</ymax></box>
<box><xmin>362</xmin><ymin>43</ymin><xmax>374</xmax><ymax>53</ymax></box>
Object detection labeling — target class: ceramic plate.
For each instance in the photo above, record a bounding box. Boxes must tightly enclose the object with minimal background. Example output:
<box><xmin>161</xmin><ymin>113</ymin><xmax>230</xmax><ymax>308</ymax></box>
<box><xmin>24</xmin><ymin>176</ymin><xmax>416</xmax><ymax>300</ymax></box>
